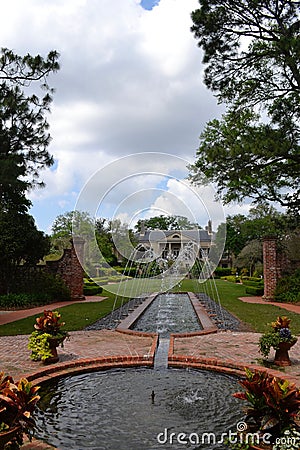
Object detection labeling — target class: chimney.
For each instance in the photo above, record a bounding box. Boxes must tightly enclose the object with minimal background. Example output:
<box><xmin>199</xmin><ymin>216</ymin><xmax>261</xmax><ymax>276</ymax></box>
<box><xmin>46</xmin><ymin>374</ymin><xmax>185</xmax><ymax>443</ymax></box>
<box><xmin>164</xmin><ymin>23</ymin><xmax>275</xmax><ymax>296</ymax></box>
<box><xmin>207</xmin><ymin>220</ymin><xmax>212</xmax><ymax>235</ymax></box>
<box><xmin>140</xmin><ymin>220</ymin><xmax>145</xmax><ymax>236</ymax></box>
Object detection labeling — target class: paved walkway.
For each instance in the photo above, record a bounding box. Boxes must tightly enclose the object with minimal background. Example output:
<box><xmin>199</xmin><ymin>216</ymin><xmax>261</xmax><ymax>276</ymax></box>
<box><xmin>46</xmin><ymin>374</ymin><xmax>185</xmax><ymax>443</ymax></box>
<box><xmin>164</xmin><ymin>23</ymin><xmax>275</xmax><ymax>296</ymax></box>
<box><xmin>0</xmin><ymin>296</ymin><xmax>107</xmax><ymax>325</ymax></box>
<box><xmin>170</xmin><ymin>331</ymin><xmax>300</xmax><ymax>387</ymax></box>
<box><xmin>239</xmin><ymin>296</ymin><xmax>300</xmax><ymax>314</ymax></box>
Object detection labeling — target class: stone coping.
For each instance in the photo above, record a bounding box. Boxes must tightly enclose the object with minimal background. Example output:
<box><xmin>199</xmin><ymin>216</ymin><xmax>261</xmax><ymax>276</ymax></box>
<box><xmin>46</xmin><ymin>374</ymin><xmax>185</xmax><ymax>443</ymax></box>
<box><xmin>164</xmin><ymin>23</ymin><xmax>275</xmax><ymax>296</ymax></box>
<box><xmin>117</xmin><ymin>291</ymin><xmax>218</xmax><ymax>333</ymax></box>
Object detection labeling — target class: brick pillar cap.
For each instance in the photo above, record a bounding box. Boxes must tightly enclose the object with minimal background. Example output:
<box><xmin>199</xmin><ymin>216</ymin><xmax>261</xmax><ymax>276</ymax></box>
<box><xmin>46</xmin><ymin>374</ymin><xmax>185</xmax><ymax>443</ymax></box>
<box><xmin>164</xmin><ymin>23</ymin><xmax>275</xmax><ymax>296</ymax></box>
<box><xmin>263</xmin><ymin>235</ymin><xmax>277</xmax><ymax>241</ymax></box>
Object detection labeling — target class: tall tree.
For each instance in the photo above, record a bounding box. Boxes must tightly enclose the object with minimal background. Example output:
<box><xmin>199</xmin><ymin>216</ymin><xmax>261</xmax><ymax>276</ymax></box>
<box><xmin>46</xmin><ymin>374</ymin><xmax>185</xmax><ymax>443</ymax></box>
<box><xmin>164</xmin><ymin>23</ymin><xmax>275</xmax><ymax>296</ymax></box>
<box><xmin>0</xmin><ymin>48</ymin><xmax>60</xmax><ymax>212</ymax></box>
<box><xmin>135</xmin><ymin>215</ymin><xmax>200</xmax><ymax>232</ymax></box>
<box><xmin>0</xmin><ymin>49</ymin><xmax>59</xmax><ymax>295</ymax></box>
<box><xmin>190</xmin><ymin>1</ymin><xmax>300</xmax><ymax>211</ymax></box>
<box><xmin>225</xmin><ymin>203</ymin><xmax>286</xmax><ymax>261</ymax></box>
<box><xmin>51</xmin><ymin>211</ymin><xmax>94</xmax><ymax>253</ymax></box>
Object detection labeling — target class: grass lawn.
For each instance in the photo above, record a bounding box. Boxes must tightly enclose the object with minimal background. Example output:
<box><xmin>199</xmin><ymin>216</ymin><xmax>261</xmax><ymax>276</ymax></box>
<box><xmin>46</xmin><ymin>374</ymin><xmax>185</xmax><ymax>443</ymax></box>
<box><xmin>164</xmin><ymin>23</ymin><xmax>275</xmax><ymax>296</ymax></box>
<box><xmin>175</xmin><ymin>279</ymin><xmax>300</xmax><ymax>335</ymax></box>
<box><xmin>0</xmin><ymin>279</ymin><xmax>299</xmax><ymax>336</ymax></box>
<box><xmin>0</xmin><ymin>290</ymin><xmax>129</xmax><ymax>336</ymax></box>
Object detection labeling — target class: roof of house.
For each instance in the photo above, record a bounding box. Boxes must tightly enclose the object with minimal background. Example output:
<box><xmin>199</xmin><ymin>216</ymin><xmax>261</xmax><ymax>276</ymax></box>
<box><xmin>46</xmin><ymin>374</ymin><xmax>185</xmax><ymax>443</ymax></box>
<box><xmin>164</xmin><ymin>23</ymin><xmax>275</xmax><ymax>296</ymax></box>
<box><xmin>137</xmin><ymin>229</ymin><xmax>212</xmax><ymax>244</ymax></box>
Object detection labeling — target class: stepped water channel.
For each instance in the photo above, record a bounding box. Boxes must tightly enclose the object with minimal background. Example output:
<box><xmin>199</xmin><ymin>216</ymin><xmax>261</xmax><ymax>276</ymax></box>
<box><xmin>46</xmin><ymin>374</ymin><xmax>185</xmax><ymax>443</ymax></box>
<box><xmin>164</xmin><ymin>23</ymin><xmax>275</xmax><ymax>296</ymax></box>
<box><xmin>128</xmin><ymin>292</ymin><xmax>203</xmax><ymax>370</ymax></box>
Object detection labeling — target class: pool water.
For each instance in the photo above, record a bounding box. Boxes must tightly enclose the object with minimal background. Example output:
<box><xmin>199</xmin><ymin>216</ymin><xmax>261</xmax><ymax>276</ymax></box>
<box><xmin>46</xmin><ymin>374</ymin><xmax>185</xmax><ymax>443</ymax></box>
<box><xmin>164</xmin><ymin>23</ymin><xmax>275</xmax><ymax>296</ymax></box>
<box><xmin>131</xmin><ymin>293</ymin><xmax>203</xmax><ymax>337</ymax></box>
<box><xmin>36</xmin><ymin>368</ymin><xmax>243</xmax><ymax>450</ymax></box>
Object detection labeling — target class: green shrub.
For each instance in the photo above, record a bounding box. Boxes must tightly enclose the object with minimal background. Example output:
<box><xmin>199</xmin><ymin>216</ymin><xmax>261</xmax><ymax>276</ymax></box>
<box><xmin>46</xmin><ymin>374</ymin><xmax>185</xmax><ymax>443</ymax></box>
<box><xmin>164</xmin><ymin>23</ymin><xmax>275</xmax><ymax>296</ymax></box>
<box><xmin>248</xmin><ymin>276</ymin><xmax>263</xmax><ymax>282</ymax></box>
<box><xmin>214</xmin><ymin>267</ymin><xmax>233</xmax><ymax>278</ymax></box>
<box><xmin>0</xmin><ymin>271</ymin><xmax>70</xmax><ymax>308</ymax></box>
<box><xmin>245</xmin><ymin>286</ymin><xmax>264</xmax><ymax>296</ymax></box>
<box><xmin>220</xmin><ymin>275</ymin><xmax>240</xmax><ymax>283</ymax></box>
<box><xmin>274</xmin><ymin>270</ymin><xmax>300</xmax><ymax>303</ymax></box>
<box><xmin>5</xmin><ymin>269</ymin><xmax>70</xmax><ymax>302</ymax></box>
<box><xmin>242</xmin><ymin>280</ymin><xmax>264</xmax><ymax>287</ymax></box>
<box><xmin>83</xmin><ymin>285</ymin><xmax>103</xmax><ymax>296</ymax></box>
<box><xmin>35</xmin><ymin>272</ymin><xmax>70</xmax><ymax>301</ymax></box>
<box><xmin>0</xmin><ymin>293</ymin><xmax>52</xmax><ymax>308</ymax></box>
<box><xmin>119</xmin><ymin>267</ymin><xmax>137</xmax><ymax>277</ymax></box>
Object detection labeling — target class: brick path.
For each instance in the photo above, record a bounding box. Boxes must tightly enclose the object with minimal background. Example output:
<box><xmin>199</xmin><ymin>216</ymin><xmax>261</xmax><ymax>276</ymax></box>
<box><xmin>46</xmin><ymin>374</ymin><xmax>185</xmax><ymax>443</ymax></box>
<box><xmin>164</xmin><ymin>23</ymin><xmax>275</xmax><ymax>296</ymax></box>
<box><xmin>0</xmin><ymin>329</ymin><xmax>157</xmax><ymax>383</ymax></box>
<box><xmin>239</xmin><ymin>296</ymin><xmax>300</xmax><ymax>314</ymax></box>
<box><xmin>170</xmin><ymin>330</ymin><xmax>300</xmax><ymax>387</ymax></box>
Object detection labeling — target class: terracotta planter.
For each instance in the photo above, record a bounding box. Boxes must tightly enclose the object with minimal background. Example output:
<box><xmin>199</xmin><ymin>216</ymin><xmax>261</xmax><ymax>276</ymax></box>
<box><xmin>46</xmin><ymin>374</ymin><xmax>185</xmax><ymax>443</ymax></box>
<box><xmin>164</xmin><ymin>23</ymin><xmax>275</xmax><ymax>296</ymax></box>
<box><xmin>274</xmin><ymin>340</ymin><xmax>296</xmax><ymax>366</ymax></box>
<box><xmin>0</xmin><ymin>426</ymin><xmax>21</xmax><ymax>447</ymax></box>
<box><xmin>44</xmin><ymin>337</ymin><xmax>64</xmax><ymax>364</ymax></box>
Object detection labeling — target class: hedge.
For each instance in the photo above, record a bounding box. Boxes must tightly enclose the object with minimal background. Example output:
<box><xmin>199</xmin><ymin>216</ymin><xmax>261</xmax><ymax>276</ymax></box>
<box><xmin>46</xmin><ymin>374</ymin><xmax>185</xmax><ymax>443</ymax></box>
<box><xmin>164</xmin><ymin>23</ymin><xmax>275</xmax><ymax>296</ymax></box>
<box><xmin>0</xmin><ymin>293</ymin><xmax>53</xmax><ymax>309</ymax></box>
<box><xmin>245</xmin><ymin>286</ymin><xmax>264</xmax><ymax>296</ymax></box>
<box><xmin>274</xmin><ymin>269</ymin><xmax>300</xmax><ymax>303</ymax></box>
<box><xmin>214</xmin><ymin>267</ymin><xmax>233</xmax><ymax>278</ymax></box>
<box><xmin>83</xmin><ymin>285</ymin><xmax>103</xmax><ymax>296</ymax></box>
<box><xmin>242</xmin><ymin>280</ymin><xmax>264</xmax><ymax>288</ymax></box>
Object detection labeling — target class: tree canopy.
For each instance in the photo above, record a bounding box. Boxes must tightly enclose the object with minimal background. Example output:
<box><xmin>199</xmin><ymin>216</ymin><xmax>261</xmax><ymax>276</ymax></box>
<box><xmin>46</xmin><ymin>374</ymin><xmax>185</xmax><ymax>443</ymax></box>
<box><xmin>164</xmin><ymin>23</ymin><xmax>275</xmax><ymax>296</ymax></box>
<box><xmin>190</xmin><ymin>0</ymin><xmax>300</xmax><ymax>211</ymax></box>
<box><xmin>135</xmin><ymin>215</ymin><xmax>200</xmax><ymax>232</ymax></box>
<box><xmin>0</xmin><ymin>48</ymin><xmax>59</xmax><ymax>293</ymax></box>
<box><xmin>0</xmin><ymin>48</ymin><xmax>60</xmax><ymax>212</ymax></box>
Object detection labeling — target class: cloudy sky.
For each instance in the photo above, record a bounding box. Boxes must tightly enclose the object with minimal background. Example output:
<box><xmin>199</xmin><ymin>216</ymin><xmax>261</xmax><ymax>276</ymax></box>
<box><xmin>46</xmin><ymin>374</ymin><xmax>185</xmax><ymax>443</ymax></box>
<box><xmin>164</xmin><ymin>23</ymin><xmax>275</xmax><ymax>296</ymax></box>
<box><xmin>0</xmin><ymin>0</ymin><xmax>250</xmax><ymax>233</ymax></box>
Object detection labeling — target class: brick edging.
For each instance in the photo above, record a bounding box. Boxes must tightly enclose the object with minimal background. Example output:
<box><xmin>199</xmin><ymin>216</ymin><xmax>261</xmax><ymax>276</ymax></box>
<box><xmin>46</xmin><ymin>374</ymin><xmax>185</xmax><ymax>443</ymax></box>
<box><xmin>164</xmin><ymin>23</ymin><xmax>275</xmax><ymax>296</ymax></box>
<box><xmin>24</xmin><ymin>355</ymin><xmax>155</xmax><ymax>386</ymax></box>
<box><xmin>168</xmin><ymin>354</ymin><xmax>300</xmax><ymax>386</ymax></box>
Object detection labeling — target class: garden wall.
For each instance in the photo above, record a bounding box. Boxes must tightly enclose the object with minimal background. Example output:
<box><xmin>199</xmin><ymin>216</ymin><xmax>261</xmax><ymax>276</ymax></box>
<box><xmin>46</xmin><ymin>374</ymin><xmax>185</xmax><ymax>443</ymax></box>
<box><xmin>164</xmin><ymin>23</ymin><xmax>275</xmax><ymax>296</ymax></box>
<box><xmin>46</xmin><ymin>237</ymin><xmax>85</xmax><ymax>300</ymax></box>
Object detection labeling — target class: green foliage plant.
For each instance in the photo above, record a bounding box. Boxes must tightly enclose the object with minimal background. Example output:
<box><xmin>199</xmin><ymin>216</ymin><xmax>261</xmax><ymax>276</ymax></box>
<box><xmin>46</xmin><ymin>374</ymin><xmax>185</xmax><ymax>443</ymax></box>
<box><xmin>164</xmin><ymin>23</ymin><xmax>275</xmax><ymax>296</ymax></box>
<box><xmin>259</xmin><ymin>317</ymin><xmax>298</xmax><ymax>358</ymax></box>
<box><xmin>28</xmin><ymin>310</ymin><xmax>68</xmax><ymax>361</ymax></box>
<box><xmin>83</xmin><ymin>284</ymin><xmax>103</xmax><ymax>296</ymax></box>
<box><xmin>28</xmin><ymin>331</ymin><xmax>53</xmax><ymax>361</ymax></box>
<box><xmin>0</xmin><ymin>371</ymin><xmax>40</xmax><ymax>449</ymax></box>
<box><xmin>214</xmin><ymin>267</ymin><xmax>233</xmax><ymax>278</ymax></box>
<box><xmin>245</xmin><ymin>286</ymin><xmax>264</xmax><ymax>296</ymax></box>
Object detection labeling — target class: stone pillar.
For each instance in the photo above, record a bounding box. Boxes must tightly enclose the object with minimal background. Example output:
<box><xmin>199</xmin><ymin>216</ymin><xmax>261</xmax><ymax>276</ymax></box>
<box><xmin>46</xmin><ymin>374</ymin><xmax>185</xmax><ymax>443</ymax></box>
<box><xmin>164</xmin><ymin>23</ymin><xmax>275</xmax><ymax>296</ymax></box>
<box><xmin>263</xmin><ymin>236</ymin><xmax>278</xmax><ymax>301</ymax></box>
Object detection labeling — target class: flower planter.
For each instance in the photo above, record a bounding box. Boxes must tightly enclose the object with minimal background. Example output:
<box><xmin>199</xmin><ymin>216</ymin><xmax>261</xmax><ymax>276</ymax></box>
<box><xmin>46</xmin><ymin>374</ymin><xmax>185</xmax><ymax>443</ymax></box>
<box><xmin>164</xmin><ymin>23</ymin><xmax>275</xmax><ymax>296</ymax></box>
<box><xmin>274</xmin><ymin>340</ymin><xmax>296</xmax><ymax>366</ymax></box>
<box><xmin>44</xmin><ymin>337</ymin><xmax>63</xmax><ymax>364</ymax></box>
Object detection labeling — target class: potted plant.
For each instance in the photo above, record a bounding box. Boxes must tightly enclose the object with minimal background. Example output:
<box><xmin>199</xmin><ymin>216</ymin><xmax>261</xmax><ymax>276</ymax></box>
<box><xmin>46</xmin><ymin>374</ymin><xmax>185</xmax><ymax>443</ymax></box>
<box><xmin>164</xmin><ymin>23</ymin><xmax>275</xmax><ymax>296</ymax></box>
<box><xmin>28</xmin><ymin>310</ymin><xmax>68</xmax><ymax>364</ymax></box>
<box><xmin>259</xmin><ymin>316</ymin><xmax>298</xmax><ymax>366</ymax></box>
<box><xmin>229</xmin><ymin>368</ymin><xmax>300</xmax><ymax>449</ymax></box>
<box><xmin>0</xmin><ymin>371</ymin><xmax>40</xmax><ymax>449</ymax></box>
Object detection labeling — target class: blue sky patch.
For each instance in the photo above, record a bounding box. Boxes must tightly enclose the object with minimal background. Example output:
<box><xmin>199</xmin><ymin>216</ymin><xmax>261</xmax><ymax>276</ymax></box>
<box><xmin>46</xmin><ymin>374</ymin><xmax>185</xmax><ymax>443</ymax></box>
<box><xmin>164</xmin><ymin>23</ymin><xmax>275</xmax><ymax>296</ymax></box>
<box><xmin>140</xmin><ymin>0</ymin><xmax>160</xmax><ymax>11</ymax></box>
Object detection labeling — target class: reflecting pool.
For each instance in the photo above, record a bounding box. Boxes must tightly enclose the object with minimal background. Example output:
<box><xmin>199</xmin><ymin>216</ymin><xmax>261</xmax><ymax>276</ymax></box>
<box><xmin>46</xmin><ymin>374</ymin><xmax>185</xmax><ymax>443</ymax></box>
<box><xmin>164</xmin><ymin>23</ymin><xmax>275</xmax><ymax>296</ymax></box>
<box><xmin>36</xmin><ymin>368</ymin><xmax>242</xmax><ymax>450</ymax></box>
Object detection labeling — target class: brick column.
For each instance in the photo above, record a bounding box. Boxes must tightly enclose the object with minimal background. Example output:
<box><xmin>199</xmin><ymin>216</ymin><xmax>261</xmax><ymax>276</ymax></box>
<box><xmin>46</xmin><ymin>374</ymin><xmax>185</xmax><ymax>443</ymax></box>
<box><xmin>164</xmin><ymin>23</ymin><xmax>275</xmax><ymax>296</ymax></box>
<box><xmin>263</xmin><ymin>236</ymin><xmax>278</xmax><ymax>302</ymax></box>
<box><xmin>68</xmin><ymin>237</ymin><xmax>85</xmax><ymax>300</ymax></box>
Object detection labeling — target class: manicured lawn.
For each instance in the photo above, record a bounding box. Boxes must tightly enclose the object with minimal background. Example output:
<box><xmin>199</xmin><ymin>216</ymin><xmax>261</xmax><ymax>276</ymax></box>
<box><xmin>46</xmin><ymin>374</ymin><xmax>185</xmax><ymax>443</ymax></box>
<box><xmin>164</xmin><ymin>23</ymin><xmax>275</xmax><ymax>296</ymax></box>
<box><xmin>0</xmin><ymin>290</ymin><xmax>129</xmax><ymax>336</ymax></box>
<box><xmin>175</xmin><ymin>279</ymin><xmax>300</xmax><ymax>334</ymax></box>
<box><xmin>0</xmin><ymin>279</ymin><xmax>299</xmax><ymax>336</ymax></box>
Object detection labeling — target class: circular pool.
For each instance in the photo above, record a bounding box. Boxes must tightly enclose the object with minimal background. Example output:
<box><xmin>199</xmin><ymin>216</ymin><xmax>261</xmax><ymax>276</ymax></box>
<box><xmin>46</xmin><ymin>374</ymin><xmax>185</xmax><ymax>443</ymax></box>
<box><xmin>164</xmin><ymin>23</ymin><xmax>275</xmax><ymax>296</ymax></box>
<box><xmin>36</xmin><ymin>368</ymin><xmax>243</xmax><ymax>450</ymax></box>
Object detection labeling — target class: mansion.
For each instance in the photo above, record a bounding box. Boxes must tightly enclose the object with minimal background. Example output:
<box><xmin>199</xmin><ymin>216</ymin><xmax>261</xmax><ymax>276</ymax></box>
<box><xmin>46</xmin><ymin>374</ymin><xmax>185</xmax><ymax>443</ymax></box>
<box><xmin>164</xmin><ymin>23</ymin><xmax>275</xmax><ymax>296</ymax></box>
<box><xmin>136</xmin><ymin>221</ymin><xmax>214</xmax><ymax>260</ymax></box>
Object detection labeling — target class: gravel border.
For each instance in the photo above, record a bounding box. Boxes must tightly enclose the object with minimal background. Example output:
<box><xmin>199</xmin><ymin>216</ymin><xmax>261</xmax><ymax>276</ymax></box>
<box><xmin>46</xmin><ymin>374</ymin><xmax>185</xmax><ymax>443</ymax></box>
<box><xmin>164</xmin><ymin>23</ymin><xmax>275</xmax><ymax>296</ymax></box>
<box><xmin>85</xmin><ymin>292</ymin><xmax>245</xmax><ymax>332</ymax></box>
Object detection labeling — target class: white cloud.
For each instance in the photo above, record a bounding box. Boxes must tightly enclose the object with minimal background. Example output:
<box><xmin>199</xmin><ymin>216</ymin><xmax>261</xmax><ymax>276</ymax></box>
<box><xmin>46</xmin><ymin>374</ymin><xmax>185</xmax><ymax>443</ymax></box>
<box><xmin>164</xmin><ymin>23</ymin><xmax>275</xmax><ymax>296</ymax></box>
<box><xmin>0</xmin><ymin>0</ymin><xmax>225</xmax><ymax>231</ymax></box>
